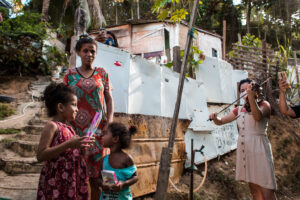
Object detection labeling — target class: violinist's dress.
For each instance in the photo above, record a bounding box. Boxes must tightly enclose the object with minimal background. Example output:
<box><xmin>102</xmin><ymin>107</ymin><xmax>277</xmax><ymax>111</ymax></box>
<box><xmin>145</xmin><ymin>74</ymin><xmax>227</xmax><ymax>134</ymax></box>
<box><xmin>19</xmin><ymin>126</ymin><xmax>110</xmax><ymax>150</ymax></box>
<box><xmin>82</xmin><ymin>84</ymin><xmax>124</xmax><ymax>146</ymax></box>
<box><xmin>234</xmin><ymin>104</ymin><xmax>277</xmax><ymax>189</ymax></box>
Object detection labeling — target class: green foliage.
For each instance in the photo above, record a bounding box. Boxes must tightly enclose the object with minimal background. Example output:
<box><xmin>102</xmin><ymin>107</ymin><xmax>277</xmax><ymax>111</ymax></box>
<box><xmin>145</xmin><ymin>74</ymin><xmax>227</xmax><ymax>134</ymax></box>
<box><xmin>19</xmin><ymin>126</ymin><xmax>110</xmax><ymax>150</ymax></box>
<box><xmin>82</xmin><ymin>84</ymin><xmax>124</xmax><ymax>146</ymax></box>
<box><xmin>152</xmin><ymin>0</ymin><xmax>202</xmax><ymax>23</ymax></box>
<box><xmin>241</xmin><ymin>34</ymin><xmax>262</xmax><ymax>48</ymax></box>
<box><xmin>165</xmin><ymin>46</ymin><xmax>204</xmax><ymax>77</ymax></box>
<box><xmin>43</xmin><ymin>45</ymin><xmax>68</xmax><ymax>69</ymax></box>
<box><xmin>0</xmin><ymin>7</ymin><xmax>10</xmax><ymax>20</ymax></box>
<box><xmin>0</xmin><ymin>128</ymin><xmax>20</xmax><ymax>135</ymax></box>
<box><xmin>229</xmin><ymin>34</ymin><xmax>262</xmax><ymax>58</ymax></box>
<box><xmin>0</xmin><ymin>138</ymin><xmax>17</xmax><ymax>144</ymax></box>
<box><xmin>0</xmin><ymin>12</ymin><xmax>66</xmax><ymax>76</ymax></box>
<box><xmin>0</xmin><ymin>103</ymin><xmax>16</xmax><ymax>120</ymax></box>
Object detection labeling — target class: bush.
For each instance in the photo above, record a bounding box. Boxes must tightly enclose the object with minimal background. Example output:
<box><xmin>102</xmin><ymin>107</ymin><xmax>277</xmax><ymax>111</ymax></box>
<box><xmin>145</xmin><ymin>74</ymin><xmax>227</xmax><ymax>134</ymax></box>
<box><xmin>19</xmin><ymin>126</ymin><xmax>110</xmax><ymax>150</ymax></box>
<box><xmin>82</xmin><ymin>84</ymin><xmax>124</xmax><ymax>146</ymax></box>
<box><xmin>0</xmin><ymin>103</ymin><xmax>16</xmax><ymax>120</ymax></box>
<box><xmin>0</xmin><ymin>128</ymin><xmax>20</xmax><ymax>134</ymax></box>
<box><xmin>0</xmin><ymin>12</ymin><xmax>67</xmax><ymax>76</ymax></box>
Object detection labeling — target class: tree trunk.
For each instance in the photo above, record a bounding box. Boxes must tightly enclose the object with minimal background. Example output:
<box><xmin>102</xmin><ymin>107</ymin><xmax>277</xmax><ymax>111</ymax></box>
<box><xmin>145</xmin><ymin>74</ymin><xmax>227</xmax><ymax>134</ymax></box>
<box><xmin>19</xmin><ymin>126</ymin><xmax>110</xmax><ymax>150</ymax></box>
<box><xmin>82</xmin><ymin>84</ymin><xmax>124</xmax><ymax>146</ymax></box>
<box><xmin>246</xmin><ymin>0</ymin><xmax>251</xmax><ymax>34</ymax></box>
<box><xmin>41</xmin><ymin>0</ymin><xmax>50</xmax><ymax>21</ymax></box>
<box><xmin>115</xmin><ymin>2</ymin><xmax>118</xmax><ymax>25</ymax></box>
<box><xmin>87</xmin><ymin>0</ymin><xmax>106</xmax><ymax>28</ymax></box>
<box><xmin>137</xmin><ymin>0</ymin><xmax>140</xmax><ymax>19</ymax></box>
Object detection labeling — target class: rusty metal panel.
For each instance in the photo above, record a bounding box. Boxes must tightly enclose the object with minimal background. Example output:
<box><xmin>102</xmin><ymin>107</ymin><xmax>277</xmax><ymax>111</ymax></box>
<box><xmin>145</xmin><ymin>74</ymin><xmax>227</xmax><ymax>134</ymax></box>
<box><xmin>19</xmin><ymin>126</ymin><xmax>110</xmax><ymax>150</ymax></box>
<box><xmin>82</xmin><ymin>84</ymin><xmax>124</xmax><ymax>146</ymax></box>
<box><xmin>113</xmin><ymin>113</ymin><xmax>190</xmax><ymax>197</ymax></box>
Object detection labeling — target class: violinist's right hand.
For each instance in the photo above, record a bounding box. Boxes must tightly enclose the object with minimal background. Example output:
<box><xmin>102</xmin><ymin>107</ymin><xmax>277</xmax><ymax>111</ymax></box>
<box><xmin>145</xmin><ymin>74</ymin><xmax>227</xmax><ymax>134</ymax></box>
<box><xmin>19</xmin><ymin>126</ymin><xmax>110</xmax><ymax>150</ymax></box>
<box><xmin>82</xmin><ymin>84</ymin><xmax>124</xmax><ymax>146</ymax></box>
<box><xmin>209</xmin><ymin>112</ymin><xmax>218</xmax><ymax>121</ymax></box>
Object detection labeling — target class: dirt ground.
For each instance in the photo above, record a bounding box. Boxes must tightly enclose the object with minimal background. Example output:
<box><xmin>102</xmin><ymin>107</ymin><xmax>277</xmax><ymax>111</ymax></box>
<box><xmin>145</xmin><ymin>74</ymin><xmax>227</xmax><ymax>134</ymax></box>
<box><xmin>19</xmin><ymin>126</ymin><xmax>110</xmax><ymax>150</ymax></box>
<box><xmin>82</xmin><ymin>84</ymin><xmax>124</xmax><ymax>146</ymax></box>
<box><xmin>160</xmin><ymin>116</ymin><xmax>300</xmax><ymax>200</ymax></box>
<box><xmin>0</xmin><ymin>76</ymin><xmax>36</xmax><ymax>108</ymax></box>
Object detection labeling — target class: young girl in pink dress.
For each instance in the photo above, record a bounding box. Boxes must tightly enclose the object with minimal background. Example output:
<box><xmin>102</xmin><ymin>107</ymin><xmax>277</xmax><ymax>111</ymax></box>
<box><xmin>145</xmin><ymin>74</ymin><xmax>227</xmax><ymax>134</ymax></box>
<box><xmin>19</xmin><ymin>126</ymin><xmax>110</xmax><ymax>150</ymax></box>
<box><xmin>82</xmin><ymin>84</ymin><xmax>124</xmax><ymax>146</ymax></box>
<box><xmin>36</xmin><ymin>83</ymin><xmax>94</xmax><ymax>200</ymax></box>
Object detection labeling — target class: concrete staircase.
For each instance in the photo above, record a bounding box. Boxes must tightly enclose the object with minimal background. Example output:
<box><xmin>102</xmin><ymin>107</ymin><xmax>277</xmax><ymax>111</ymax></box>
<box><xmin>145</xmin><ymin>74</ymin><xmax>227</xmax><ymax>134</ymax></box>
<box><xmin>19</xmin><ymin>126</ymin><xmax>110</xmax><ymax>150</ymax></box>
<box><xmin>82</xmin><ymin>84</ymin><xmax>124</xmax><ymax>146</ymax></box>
<box><xmin>0</xmin><ymin>77</ymin><xmax>51</xmax><ymax>200</ymax></box>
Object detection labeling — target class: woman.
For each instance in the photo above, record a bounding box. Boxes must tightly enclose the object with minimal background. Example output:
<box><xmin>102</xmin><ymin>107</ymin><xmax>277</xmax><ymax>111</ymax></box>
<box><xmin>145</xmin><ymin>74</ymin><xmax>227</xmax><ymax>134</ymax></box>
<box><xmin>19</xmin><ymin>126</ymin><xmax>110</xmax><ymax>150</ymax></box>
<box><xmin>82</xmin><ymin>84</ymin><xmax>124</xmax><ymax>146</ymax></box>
<box><xmin>64</xmin><ymin>35</ymin><xmax>114</xmax><ymax>200</ymax></box>
<box><xmin>209</xmin><ymin>78</ymin><xmax>277</xmax><ymax>200</ymax></box>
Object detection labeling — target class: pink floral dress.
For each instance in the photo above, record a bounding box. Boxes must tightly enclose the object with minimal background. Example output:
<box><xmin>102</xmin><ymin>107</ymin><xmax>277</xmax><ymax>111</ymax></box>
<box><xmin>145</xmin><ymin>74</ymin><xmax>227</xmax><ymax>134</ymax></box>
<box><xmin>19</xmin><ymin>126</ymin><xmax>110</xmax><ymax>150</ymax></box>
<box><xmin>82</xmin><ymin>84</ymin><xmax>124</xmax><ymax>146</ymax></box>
<box><xmin>37</xmin><ymin>121</ymin><xmax>89</xmax><ymax>200</ymax></box>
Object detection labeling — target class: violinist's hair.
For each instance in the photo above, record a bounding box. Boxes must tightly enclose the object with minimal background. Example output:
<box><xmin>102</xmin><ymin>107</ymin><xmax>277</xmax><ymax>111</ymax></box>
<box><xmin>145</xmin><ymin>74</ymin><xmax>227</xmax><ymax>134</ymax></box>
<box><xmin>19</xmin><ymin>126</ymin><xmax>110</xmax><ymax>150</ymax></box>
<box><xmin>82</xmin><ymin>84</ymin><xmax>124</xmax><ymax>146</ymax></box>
<box><xmin>238</xmin><ymin>78</ymin><xmax>253</xmax><ymax>92</ymax></box>
<box><xmin>239</xmin><ymin>78</ymin><xmax>264</xmax><ymax>100</ymax></box>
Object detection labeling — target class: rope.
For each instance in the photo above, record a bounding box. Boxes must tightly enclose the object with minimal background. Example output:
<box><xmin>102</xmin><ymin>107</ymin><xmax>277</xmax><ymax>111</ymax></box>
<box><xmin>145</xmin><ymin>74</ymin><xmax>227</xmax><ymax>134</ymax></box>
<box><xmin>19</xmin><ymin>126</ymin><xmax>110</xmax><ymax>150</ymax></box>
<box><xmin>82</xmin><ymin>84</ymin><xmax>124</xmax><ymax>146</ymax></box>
<box><xmin>168</xmin><ymin>155</ymin><xmax>208</xmax><ymax>193</ymax></box>
<box><xmin>188</xmin><ymin>27</ymin><xmax>196</xmax><ymax>39</ymax></box>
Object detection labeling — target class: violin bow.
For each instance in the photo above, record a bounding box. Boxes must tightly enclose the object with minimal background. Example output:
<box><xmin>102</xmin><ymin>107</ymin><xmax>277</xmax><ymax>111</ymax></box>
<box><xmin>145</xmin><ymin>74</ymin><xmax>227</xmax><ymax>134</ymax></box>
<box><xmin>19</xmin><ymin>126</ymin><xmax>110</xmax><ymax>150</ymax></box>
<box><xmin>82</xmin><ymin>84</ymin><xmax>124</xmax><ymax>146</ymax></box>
<box><xmin>207</xmin><ymin>77</ymin><xmax>271</xmax><ymax>121</ymax></box>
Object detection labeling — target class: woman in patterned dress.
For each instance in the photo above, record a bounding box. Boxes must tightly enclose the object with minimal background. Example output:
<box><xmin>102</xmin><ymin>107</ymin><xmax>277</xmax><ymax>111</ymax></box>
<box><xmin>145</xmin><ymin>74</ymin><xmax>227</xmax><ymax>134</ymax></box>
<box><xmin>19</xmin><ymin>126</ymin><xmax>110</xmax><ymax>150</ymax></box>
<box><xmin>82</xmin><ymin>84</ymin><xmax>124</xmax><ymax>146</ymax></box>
<box><xmin>209</xmin><ymin>78</ymin><xmax>277</xmax><ymax>200</ymax></box>
<box><xmin>64</xmin><ymin>35</ymin><xmax>114</xmax><ymax>200</ymax></box>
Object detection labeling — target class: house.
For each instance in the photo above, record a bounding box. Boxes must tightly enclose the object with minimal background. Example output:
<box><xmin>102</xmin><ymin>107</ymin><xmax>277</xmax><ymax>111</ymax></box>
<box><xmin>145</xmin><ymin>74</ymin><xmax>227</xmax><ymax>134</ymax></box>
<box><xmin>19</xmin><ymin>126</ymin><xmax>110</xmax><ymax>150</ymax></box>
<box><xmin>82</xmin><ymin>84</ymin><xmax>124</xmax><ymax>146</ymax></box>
<box><xmin>90</xmin><ymin>20</ymin><xmax>223</xmax><ymax>64</ymax></box>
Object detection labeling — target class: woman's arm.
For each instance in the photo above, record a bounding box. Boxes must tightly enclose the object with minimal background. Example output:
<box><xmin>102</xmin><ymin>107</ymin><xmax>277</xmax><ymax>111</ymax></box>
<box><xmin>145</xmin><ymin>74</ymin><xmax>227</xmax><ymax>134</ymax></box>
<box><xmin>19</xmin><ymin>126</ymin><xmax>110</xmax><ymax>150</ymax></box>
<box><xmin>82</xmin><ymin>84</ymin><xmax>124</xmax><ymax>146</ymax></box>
<box><xmin>209</xmin><ymin>112</ymin><xmax>237</xmax><ymax>126</ymax></box>
<box><xmin>104</xmin><ymin>87</ymin><xmax>114</xmax><ymax>124</ymax></box>
<box><xmin>279</xmin><ymin>79</ymin><xmax>296</xmax><ymax>117</ymax></box>
<box><xmin>247</xmin><ymin>84</ymin><xmax>270</xmax><ymax>121</ymax></box>
<box><xmin>37</xmin><ymin>121</ymin><xmax>93</xmax><ymax>162</ymax></box>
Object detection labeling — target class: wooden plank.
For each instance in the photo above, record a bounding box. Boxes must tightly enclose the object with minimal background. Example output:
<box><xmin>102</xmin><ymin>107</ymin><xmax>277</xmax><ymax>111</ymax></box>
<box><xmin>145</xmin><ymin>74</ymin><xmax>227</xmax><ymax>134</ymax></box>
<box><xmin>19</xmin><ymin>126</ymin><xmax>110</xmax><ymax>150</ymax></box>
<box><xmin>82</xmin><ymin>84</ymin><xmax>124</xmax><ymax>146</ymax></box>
<box><xmin>232</xmin><ymin>48</ymin><xmax>277</xmax><ymax>59</ymax></box>
<box><xmin>233</xmin><ymin>43</ymin><xmax>274</xmax><ymax>53</ymax></box>
<box><xmin>228</xmin><ymin>56</ymin><xmax>276</xmax><ymax>68</ymax></box>
<box><xmin>173</xmin><ymin>46</ymin><xmax>181</xmax><ymax>73</ymax></box>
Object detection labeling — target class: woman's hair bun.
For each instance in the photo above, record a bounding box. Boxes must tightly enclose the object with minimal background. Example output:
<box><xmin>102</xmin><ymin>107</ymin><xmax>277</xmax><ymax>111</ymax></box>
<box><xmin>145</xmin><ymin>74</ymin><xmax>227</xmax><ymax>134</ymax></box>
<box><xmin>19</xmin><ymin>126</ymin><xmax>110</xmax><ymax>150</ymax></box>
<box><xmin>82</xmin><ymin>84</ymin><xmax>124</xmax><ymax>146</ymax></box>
<box><xmin>128</xmin><ymin>125</ymin><xmax>137</xmax><ymax>135</ymax></box>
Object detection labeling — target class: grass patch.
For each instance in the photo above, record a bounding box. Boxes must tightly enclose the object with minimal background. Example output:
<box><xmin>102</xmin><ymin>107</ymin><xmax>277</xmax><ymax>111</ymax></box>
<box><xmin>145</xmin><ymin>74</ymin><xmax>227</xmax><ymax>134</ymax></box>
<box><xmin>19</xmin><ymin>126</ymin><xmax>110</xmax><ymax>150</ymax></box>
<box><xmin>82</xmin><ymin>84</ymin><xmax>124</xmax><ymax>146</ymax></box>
<box><xmin>0</xmin><ymin>128</ymin><xmax>20</xmax><ymax>134</ymax></box>
<box><xmin>0</xmin><ymin>103</ymin><xmax>15</xmax><ymax>120</ymax></box>
<box><xmin>0</xmin><ymin>138</ymin><xmax>16</xmax><ymax>143</ymax></box>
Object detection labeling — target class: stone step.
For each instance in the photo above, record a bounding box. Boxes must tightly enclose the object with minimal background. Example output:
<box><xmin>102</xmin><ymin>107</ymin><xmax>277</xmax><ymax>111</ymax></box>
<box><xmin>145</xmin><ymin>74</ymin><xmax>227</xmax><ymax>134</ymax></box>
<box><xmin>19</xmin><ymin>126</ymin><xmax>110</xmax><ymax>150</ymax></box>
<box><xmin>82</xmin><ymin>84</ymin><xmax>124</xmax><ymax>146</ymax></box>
<box><xmin>14</xmin><ymin>133</ymin><xmax>40</xmax><ymax>142</ymax></box>
<box><xmin>0</xmin><ymin>170</ymin><xmax>39</xmax><ymax>200</ymax></box>
<box><xmin>0</xmin><ymin>149</ymin><xmax>42</xmax><ymax>175</ymax></box>
<box><xmin>22</xmin><ymin>125</ymin><xmax>44</xmax><ymax>135</ymax></box>
<box><xmin>9</xmin><ymin>140</ymin><xmax>39</xmax><ymax>157</ymax></box>
<box><xmin>28</xmin><ymin>116</ymin><xmax>49</xmax><ymax>126</ymax></box>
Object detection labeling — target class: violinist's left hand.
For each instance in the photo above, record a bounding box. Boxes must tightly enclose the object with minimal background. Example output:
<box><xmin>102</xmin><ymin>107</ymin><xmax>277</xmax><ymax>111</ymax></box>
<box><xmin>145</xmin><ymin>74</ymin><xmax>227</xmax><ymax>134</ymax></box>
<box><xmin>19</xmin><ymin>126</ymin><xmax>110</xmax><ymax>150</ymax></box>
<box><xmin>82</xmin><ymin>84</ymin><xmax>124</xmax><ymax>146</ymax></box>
<box><xmin>247</xmin><ymin>83</ymin><xmax>255</xmax><ymax>99</ymax></box>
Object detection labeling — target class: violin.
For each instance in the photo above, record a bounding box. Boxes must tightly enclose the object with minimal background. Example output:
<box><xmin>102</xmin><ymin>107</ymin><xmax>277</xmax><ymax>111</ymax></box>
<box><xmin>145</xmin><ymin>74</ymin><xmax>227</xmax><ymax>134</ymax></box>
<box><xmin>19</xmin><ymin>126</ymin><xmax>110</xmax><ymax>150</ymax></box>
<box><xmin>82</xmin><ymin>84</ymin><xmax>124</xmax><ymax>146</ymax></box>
<box><xmin>243</xmin><ymin>82</ymin><xmax>264</xmax><ymax>112</ymax></box>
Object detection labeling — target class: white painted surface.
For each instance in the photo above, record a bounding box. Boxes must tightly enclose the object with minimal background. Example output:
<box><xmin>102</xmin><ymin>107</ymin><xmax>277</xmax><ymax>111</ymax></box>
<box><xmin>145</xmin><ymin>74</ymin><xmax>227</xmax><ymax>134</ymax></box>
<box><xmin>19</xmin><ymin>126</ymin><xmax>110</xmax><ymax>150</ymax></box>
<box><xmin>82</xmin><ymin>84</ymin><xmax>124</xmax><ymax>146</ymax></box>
<box><xmin>232</xmin><ymin>70</ymin><xmax>249</xmax><ymax>99</ymax></box>
<box><xmin>195</xmin><ymin>56</ymin><xmax>236</xmax><ymax>104</ymax></box>
<box><xmin>128</xmin><ymin>56</ymin><xmax>161</xmax><ymax>116</ymax></box>
<box><xmin>185</xmin><ymin>105</ymin><xmax>239</xmax><ymax>166</ymax></box>
<box><xmin>197</xmin><ymin>32</ymin><xmax>222</xmax><ymax>59</ymax></box>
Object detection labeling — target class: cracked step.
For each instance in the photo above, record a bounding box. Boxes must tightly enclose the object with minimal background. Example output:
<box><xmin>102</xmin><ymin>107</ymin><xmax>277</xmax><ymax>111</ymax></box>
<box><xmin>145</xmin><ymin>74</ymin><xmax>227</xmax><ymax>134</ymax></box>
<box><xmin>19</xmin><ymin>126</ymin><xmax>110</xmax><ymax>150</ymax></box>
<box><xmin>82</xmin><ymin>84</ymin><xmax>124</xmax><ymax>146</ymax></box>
<box><xmin>22</xmin><ymin>125</ymin><xmax>44</xmax><ymax>135</ymax></box>
<box><xmin>10</xmin><ymin>140</ymin><xmax>39</xmax><ymax>157</ymax></box>
<box><xmin>0</xmin><ymin>149</ymin><xmax>42</xmax><ymax>175</ymax></box>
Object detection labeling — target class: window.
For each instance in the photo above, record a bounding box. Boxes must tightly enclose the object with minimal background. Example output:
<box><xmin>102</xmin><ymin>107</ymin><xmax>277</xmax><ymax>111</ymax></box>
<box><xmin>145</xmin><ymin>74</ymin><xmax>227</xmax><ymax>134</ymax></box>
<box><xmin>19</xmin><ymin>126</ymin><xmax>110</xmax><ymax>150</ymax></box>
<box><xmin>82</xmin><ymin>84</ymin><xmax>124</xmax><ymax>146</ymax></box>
<box><xmin>212</xmin><ymin>48</ymin><xmax>218</xmax><ymax>57</ymax></box>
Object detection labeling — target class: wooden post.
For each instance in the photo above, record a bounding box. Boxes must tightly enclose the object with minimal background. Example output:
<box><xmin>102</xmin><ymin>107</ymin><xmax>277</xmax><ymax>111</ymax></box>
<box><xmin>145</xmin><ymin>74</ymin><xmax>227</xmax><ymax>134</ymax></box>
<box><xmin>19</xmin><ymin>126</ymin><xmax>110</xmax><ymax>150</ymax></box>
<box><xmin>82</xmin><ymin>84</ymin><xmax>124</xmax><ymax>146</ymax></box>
<box><xmin>155</xmin><ymin>147</ymin><xmax>171</xmax><ymax>200</ymax></box>
<box><xmin>293</xmin><ymin>51</ymin><xmax>300</xmax><ymax>98</ymax></box>
<box><xmin>222</xmin><ymin>20</ymin><xmax>226</xmax><ymax>60</ymax></box>
<box><xmin>238</xmin><ymin>33</ymin><xmax>242</xmax><ymax>45</ymax></box>
<box><xmin>173</xmin><ymin>46</ymin><xmax>181</xmax><ymax>73</ymax></box>
<box><xmin>189</xmin><ymin>139</ymin><xmax>194</xmax><ymax>200</ymax></box>
<box><xmin>155</xmin><ymin>0</ymin><xmax>199</xmax><ymax>199</ymax></box>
